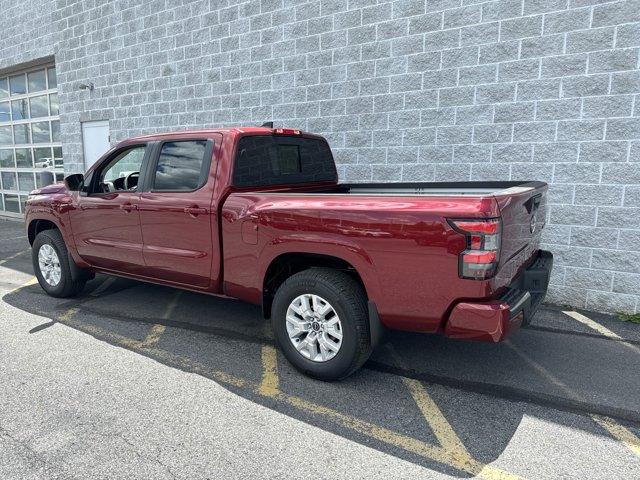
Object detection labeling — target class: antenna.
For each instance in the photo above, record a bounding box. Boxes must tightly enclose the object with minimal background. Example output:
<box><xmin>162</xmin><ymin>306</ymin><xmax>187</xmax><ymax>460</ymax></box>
<box><xmin>261</xmin><ymin>121</ymin><xmax>274</xmax><ymax>128</ymax></box>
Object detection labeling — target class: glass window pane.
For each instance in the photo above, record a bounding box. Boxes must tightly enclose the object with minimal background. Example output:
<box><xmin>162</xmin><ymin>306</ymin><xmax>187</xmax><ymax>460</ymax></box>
<box><xmin>15</xmin><ymin>148</ymin><xmax>33</xmax><ymax>167</ymax></box>
<box><xmin>27</xmin><ymin>70</ymin><xmax>46</xmax><ymax>93</ymax></box>
<box><xmin>9</xmin><ymin>74</ymin><xmax>26</xmax><ymax>95</ymax></box>
<box><xmin>51</xmin><ymin>120</ymin><xmax>60</xmax><ymax>142</ymax></box>
<box><xmin>1</xmin><ymin>171</ymin><xmax>17</xmax><ymax>190</ymax></box>
<box><xmin>49</xmin><ymin>93</ymin><xmax>59</xmax><ymax>115</ymax></box>
<box><xmin>34</xmin><ymin>147</ymin><xmax>53</xmax><ymax>168</ymax></box>
<box><xmin>53</xmin><ymin>146</ymin><xmax>63</xmax><ymax>168</ymax></box>
<box><xmin>55</xmin><ymin>172</ymin><xmax>64</xmax><ymax>182</ymax></box>
<box><xmin>4</xmin><ymin>194</ymin><xmax>20</xmax><ymax>213</ymax></box>
<box><xmin>0</xmin><ymin>101</ymin><xmax>9</xmax><ymax>122</ymax></box>
<box><xmin>233</xmin><ymin>136</ymin><xmax>336</xmax><ymax>187</ymax></box>
<box><xmin>0</xmin><ymin>78</ymin><xmax>8</xmax><ymax>99</ymax></box>
<box><xmin>14</xmin><ymin>124</ymin><xmax>30</xmax><ymax>144</ymax></box>
<box><xmin>29</xmin><ymin>95</ymin><xmax>48</xmax><ymax>118</ymax></box>
<box><xmin>36</xmin><ymin>170</ymin><xmax>56</xmax><ymax>188</ymax></box>
<box><xmin>153</xmin><ymin>141</ymin><xmax>207</xmax><ymax>191</ymax></box>
<box><xmin>11</xmin><ymin>99</ymin><xmax>29</xmax><ymax>120</ymax></box>
<box><xmin>0</xmin><ymin>126</ymin><xmax>12</xmax><ymax>145</ymax></box>
<box><xmin>18</xmin><ymin>172</ymin><xmax>36</xmax><ymax>191</ymax></box>
<box><xmin>0</xmin><ymin>194</ymin><xmax>4</xmax><ymax>211</ymax></box>
<box><xmin>47</xmin><ymin>68</ymin><xmax>57</xmax><ymax>89</ymax></box>
<box><xmin>31</xmin><ymin>122</ymin><xmax>50</xmax><ymax>143</ymax></box>
<box><xmin>101</xmin><ymin>147</ymin><xmax>145</xmax><ymax>183</ymax></box>
<box><xmin>0</xmin><ymin>149</ymin><xmax>14</xmax><ymax>168</ymax></box>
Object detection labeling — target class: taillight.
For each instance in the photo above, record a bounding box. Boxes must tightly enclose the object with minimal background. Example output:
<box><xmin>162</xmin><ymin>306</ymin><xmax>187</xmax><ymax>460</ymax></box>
<box><xmin>448</xmin><ymin>218</ymin><xmax>501</xmax><ymax>280</ymax></box>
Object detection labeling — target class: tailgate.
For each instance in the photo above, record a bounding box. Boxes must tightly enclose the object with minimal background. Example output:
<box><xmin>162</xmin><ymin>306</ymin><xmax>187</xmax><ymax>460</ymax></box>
<box><xmin>494</xmin><ymin>183</ymin><xmax>548</xmax><ymax>286</ymax></box>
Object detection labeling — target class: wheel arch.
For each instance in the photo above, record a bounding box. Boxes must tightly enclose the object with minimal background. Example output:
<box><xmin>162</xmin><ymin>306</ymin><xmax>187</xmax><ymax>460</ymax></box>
<box><xmin>28</xmin><ymin>218</ymin><xmax>60</xmax><ymax>245</ymax></box>
<box><xmin>262</xmin><ymin>252</ymin><xmax>368</xmax><ymax>320</ymax></box>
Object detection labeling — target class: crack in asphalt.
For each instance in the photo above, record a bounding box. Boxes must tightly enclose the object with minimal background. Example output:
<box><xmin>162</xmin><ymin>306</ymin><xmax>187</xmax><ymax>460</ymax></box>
<box><xmin>0</xmin><ymin>425</ymin><xmax>79</xmax><ymax>480</ymax></box>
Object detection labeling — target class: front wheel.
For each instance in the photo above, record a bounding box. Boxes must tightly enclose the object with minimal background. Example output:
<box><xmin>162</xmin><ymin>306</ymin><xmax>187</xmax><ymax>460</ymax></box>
<box><xmin>271</xmin><ymin>268</ymin><xmax>372</xmax><ymax>381</ymax></box>
<box><xmin>32</xmin><ymin>229</ymin><xmax>86</xmax><ymax>298</ymax></box>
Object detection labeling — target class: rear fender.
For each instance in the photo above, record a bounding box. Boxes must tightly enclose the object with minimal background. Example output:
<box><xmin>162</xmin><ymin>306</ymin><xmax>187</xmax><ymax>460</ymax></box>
<box><xmin>259</xmin><ymin>234</ymin><xmax>382</xmax><ymax>302</ymax></box>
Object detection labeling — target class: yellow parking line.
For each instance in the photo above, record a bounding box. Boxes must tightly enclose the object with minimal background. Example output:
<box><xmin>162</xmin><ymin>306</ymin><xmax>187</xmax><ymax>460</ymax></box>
<box><xmin>162</xmin><ymin>290</ymin><xmax>182</xmax><ymax>319</ymax></box>
<box><xmin>591</xmin><ymin>415</ymin><xmax>640</xmax><ymax>457</ymax></box>
<box><xmin>388</xmin><ymin>346</ymin><xmax>522</xmax><ymax>479</ymax></box>
<box><xmin>52</xmin><ymin>310</ymin><xmax>511</xmax><ymax>476</ymax></box>
<box><xmin>59</xmin><ymin>307</ymin><xmax>79</xmax><ymax>322</ymax></box>
<box><xmin>139</xmin><ymin>324</ymin><xmax>166</xmax><ymax>348</ymax></box>
<box><xmin>506</xmin><ymin>341</ymin><xmax>640</xmax><ymax>459</ymax></box>
<box><xmin>258</xmin><ymin>345</ymin><xmax>280</xmax><ymax>396</ymax></box>
<box><xmin>563</xmin><ymin>311</ymin><xmax>640</xmax><ymax>354</ymax></box>
<box><xmin>0</xmin><ymin>248</ymin><xmax>29</xmax><ymax>266</ymax></box>
<box><xmin>4</xmin><ymin>276</ymin><xmax>38</xmax><ymax>295</ymax></box>
<box><xmin>402</xmin><ymin>373</ymin><xmax>470</xmax><ymax>454</ymax></box>
<box><xmin>139</xmin><ymin>291</ymin><xmax>182</xmax><ymax>348</ymax></box>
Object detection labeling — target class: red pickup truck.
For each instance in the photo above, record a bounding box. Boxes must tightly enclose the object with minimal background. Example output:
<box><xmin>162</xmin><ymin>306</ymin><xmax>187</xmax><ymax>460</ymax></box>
<box><xmin>25</xmin><ymin>126</ymin><xmax>552</xmax><ymax>380</ymax></box>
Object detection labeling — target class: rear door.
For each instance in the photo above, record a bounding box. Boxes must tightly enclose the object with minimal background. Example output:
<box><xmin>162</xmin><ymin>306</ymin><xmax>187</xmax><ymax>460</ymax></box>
<box><xmin>494</xmin><ymin>182</ymin><xmax>548</xmax><ymax>282</ymax></box>
<box><xmin>137</xmin><ymin>135</ymin><xmax>221</xmax><ymax>288</ymax></box>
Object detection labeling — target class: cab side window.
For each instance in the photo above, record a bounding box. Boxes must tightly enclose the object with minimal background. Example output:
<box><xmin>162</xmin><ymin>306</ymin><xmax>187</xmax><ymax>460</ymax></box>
<box><xmin>151</xmin><ymin>141</ymin><xmax>209</xmax><ymax>192</ymax></box>
<box><xmin>92</xmin><ymin>146</ymin><xmax>145</xmax><ymax>194</ymax></box>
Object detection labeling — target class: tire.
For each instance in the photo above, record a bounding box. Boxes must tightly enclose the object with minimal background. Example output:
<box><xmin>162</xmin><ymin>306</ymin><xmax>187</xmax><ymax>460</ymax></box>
<box><xmin>271</xmin><ymin>268</ymin><xmax>372</xmax><ymax>381</ymax></box>
<box><xmin>32</xmin><ymin>229</ymin><xmax>86</xmax><ymax>298</ymax></box>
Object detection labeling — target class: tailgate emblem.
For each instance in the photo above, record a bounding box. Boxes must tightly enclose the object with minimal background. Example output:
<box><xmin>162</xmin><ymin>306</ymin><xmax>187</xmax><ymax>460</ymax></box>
<box><xmin>530</xmin><ymin>214</ymin><xmax>537</xmax><ymax>234</ymax></box>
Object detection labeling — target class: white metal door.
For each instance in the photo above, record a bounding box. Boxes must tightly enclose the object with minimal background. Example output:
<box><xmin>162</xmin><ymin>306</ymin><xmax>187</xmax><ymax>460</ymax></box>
<box><xmin>81</xmin><ymin>120</ymin><xmax>110</xmax><ymax>171</ymax></box>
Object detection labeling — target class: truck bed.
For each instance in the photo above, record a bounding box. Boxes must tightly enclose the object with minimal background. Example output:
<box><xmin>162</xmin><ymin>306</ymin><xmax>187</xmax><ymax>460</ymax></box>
<box><xmin>315</xmin><ymin>181</ymin><xmax>545</xmax><ymax>197</ymax></box>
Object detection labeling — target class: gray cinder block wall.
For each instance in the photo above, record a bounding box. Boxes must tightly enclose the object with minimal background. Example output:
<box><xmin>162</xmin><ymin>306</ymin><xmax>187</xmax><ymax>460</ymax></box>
<box><xmin>2</xmin><ymin>0</ymin><xmax>640</xmax><ymax>313</ymax></box>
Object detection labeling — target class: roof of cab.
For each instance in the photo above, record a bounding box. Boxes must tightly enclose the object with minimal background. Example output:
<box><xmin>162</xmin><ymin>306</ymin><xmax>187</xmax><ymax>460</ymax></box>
<box><xmin>126</xmin><ymin>126</ymin><xmax>276</xmax><ymax>142</ymax></box>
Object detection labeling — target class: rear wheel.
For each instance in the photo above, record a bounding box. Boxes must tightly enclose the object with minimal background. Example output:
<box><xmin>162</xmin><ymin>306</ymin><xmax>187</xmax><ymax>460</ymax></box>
<box><xmin>32</xmin><ymin>229</ymin><xmax>86</xmax><ymax>298</ymax></box>
<box><xmin>271</xmin><ymin>268</ymin><xmax>371</xmax><ymax>381</ymax></box>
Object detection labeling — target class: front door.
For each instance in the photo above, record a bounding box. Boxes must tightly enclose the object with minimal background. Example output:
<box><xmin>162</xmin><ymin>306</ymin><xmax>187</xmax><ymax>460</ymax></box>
<box><xmin>137</xmin><ymin>137</ymin><xmax>219</xmax><ymax>288</ymax></box>
<box><xmin>69</xmin><ymin>144</ymin><xmax>148</xmax><ymax>273</ymax></box>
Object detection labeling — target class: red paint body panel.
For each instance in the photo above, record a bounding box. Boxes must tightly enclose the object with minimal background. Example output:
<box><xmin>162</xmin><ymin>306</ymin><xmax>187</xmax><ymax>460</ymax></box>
<box><xmin>445</xmin><ymin>301</ymin><xmax>523</xmax><ymax>342</ymax></box>
<box><xmin>221</xmin><ymin>193</ymin><xmax>500</xmax><ymax>332</ymax></box>
<box><xmin>24</xmin><ymin>127</ymin><xmax>550</xmax><ymax>343</ymax></box>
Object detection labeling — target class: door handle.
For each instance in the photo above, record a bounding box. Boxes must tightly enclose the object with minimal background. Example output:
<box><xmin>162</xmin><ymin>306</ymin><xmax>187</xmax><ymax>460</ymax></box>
<box><xmin>120</xmin><ymin>203</ymin><xmax>137</xmax><ymax>212</ymax></box>
<box><xmin>184</xmin><ymin>206</ymin><xmax>208</xmax><ymax>216</ymax></box>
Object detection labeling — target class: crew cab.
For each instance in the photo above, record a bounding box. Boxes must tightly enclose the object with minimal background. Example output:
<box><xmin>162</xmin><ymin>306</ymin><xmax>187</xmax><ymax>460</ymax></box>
<box><xmin>25</xmin><ymin>127</ymin><xmax>552</xmax><ymax>380</ymax></box>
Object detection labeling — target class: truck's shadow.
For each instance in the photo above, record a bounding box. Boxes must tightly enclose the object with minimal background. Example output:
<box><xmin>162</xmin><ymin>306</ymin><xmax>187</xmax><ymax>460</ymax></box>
<box><xmin>4</xmin><ymin>274</ymin><xmax>638</xmax><ymax>476</ymax></box>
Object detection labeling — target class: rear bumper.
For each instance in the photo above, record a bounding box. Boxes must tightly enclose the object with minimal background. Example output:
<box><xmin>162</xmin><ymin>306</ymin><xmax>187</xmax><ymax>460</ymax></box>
<box><xmin>444</xmin><ymin>250</ymin><xmax>553</xmax><ymax>342</ymax></box>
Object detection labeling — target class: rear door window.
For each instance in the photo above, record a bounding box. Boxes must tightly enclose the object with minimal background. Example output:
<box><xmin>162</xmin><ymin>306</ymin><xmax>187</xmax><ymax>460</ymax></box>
<box><xmin>152</xmin><ymin>140</ymin><xmax>209</xmax><ymax>191</ymax></box>
<box><xmin>233</xmin><ymin>136</ymin><xmax>337</xmax><ymax>187</ymax></box>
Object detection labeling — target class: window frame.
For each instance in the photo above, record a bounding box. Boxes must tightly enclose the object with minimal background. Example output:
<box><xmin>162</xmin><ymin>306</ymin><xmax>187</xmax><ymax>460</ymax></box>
<box><xmin>143</xmin><ymin>139</ymin><xmax>214</xmax><ymax>194</ymax></box>
<box><xmin>85</xmin><ymin>143</ymin><xmax>149</xmax><ymax>197</ymax></box>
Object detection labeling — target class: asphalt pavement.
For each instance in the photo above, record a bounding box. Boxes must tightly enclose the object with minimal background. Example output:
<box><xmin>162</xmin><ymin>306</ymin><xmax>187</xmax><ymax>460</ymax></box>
<box><xmin>1</xmin><ymin>218</ymin><xmax>639</xmax><ymax>479</ymax></box>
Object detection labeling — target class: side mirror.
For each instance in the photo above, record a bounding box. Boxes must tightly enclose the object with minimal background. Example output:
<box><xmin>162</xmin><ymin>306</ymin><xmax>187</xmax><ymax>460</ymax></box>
<box><xmin>64</xmin><ymin>173</ymin><xmax>84</xmax><ymax>192</ymax></box>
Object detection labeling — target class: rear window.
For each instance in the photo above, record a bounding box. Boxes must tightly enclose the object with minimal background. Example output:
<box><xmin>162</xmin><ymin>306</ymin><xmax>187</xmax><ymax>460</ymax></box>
<box><xmin>233</xmin><ymin>136</ymin><xmax>337</xmax><ymax>187</ymax></box>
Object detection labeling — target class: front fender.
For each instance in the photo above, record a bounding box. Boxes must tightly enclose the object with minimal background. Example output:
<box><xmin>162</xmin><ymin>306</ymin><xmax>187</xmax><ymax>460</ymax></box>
<box><xmin>25</xmin><ymin>200</ymin><xmax>87</xmax><ymax>269</ymax></box>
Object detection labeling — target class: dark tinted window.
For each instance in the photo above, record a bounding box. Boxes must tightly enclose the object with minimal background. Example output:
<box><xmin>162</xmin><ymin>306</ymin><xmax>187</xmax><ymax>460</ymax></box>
<box><xmin>153</xmin><ymin>141</ymin><xmax>208</xmax><ymax>191</ymax></box>
<box><xmin>233</xmin><ymin>136</ymin><xmax>336</xmax><ymax>187</ymax></box>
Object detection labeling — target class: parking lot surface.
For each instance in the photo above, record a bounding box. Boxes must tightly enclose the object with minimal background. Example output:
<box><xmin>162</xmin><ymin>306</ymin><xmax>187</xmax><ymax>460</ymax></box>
<box><xmin>1</xmin><ymin>218</ymin><xmax>639</xmax><ymax>479</ymax></box>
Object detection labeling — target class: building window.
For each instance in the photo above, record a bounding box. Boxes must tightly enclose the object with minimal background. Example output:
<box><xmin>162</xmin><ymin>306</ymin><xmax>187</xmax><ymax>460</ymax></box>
<box><xmin>0</xmin><ymin>64</ymin><xmax>61</xmax><ymax>216</ymax></box>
